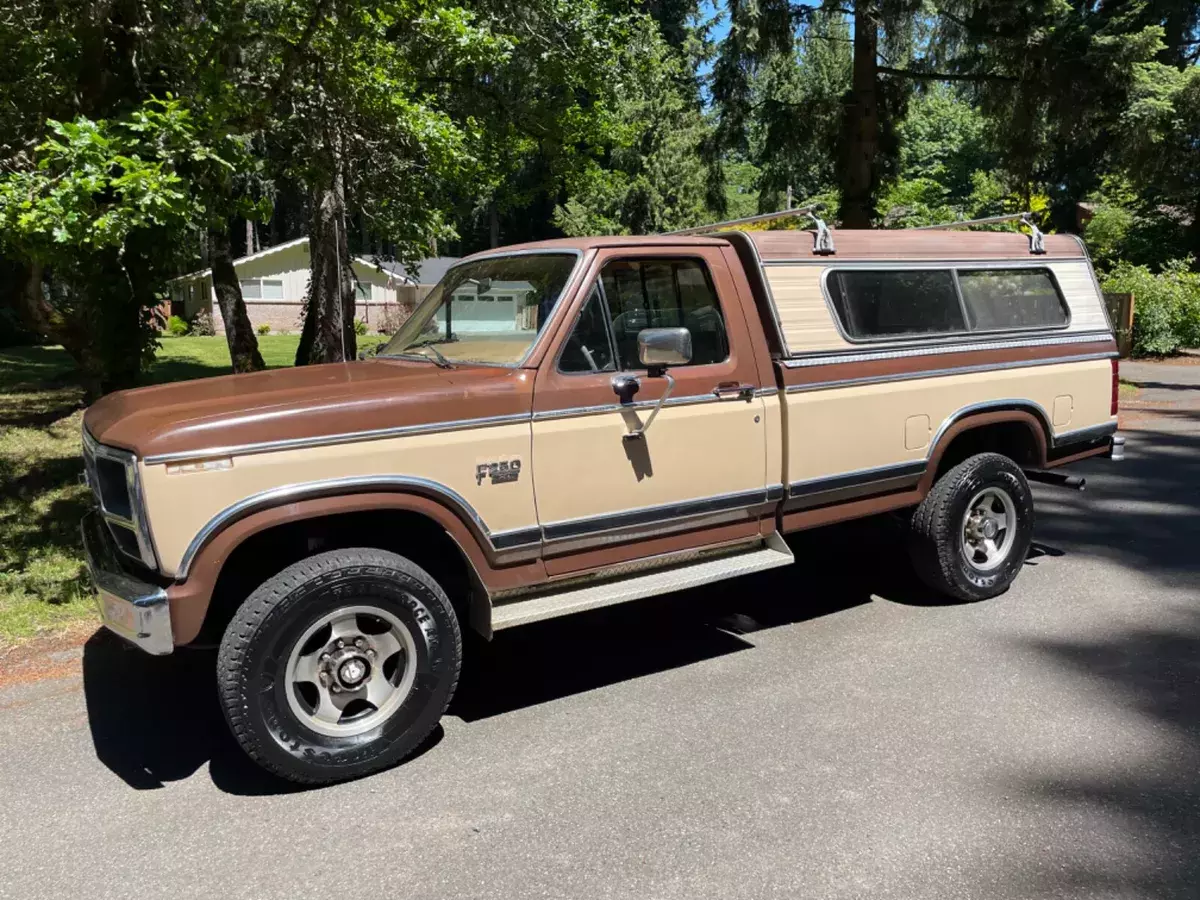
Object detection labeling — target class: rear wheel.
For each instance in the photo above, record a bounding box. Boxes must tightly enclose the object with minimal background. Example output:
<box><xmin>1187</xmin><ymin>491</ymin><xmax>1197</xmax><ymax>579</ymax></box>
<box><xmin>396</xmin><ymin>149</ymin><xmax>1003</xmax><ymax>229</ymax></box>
<box><xmin>217</xmin><ymin>548</ymin><xmax>461</xmax><ymax>784</ymax></box>
<box><xmin>908</xmin><ymin>453</ymin><xmax>1034</xmax><ymax>602</ymax></box>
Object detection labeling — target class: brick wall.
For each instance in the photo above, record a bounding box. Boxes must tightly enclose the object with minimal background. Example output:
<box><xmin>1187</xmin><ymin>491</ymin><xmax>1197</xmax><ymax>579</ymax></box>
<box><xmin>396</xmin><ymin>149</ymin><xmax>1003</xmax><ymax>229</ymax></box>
<box><xmin>213</xmin><ymin>297</ymin><xmax>421</xmax><ymax>336</ymax></box>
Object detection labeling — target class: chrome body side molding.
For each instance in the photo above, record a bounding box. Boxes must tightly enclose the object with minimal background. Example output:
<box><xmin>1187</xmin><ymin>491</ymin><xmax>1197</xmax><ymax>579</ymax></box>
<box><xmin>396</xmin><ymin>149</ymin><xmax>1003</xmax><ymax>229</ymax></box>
<box><xmin>143</xmin><ymin>411</ymin><xmax>534</xmax><ymax>466</ymax></box>
<box><xmin>788</xmin><ymin>460</ymin><xmax>926</xmax><ymax>497</ymax></box>
<box><xmin>531</xmin><ymin>391</ymin><xmax>746</xmax><ymax>422</ymax></box>
<box><xmin>784</xmin><ymin>350</ymin><xmax>1117</xmax><ymax>393</ymax></box>
<box><xmin>540</xmin><ymin>487</ymin><xmax>773</xmax><ymax>544</ymax></box>
<box><xmin>781</xmin><ymin>332</ymin><xmax>1114</xmax><ymax>368</ymax></box>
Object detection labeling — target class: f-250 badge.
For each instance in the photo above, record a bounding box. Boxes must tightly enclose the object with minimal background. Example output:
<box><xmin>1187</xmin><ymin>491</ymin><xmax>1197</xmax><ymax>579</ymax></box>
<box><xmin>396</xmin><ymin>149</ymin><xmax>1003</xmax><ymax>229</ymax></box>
<box><xmin>476</xmin><ymin>459</ymin><xmax>521</xmax><ymax>486</ymax></box>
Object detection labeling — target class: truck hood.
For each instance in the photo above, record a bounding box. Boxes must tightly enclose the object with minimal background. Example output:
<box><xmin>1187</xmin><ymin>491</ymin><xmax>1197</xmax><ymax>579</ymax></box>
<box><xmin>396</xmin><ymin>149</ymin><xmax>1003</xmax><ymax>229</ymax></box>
<box><xmin>84</xmin><ymin>359</ymin><xmax>534</xmax><ymax>461</ymax></box>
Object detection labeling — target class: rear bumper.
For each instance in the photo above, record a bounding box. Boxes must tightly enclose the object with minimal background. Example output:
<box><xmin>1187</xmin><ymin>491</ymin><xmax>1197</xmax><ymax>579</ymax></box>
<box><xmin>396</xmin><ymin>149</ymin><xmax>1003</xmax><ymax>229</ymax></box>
<box><xmin>1109</xmin><ymin>435</ymin><xmax>1126</xmax><ymax>461</ymax></box>
<box><xmin>81</xmin><ymin>511</ymin><xmax>173</xmax><ymax>655</ymax></box>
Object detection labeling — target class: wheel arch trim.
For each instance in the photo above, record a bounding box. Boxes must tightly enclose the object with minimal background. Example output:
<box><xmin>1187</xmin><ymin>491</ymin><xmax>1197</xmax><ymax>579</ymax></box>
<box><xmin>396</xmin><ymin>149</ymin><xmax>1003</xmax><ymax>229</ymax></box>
<box><xmin>176</xmin><ymin>476</ymin><xmax>519</xmax><ymax>583</ymax></box>
<box><xmin>928</xmin><ymin>399</ymin><xmax>1052</xmax><ymax>462</ymax></box>
<box><xmin>921</xmin><ymin>401</ymin><xmax>1052</xmax><ymax>493</ymax></box>
<box><xmin>166</xmin><ymin>489</ymin><xmax>529</xmax><ymax>646</ymax></box>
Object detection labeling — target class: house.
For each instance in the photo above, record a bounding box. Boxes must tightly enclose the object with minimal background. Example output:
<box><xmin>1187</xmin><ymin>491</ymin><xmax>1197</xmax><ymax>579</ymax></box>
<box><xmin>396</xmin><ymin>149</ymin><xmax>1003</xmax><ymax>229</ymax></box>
<box><xmin>435</xmin><ymin>278</ymin><xmax>540</xmax><ymax>334</ymax></box>
<box><xmin>167</xmin><ymin>238</ymin><xmax>460</xmax><ymax>334</ymax></box>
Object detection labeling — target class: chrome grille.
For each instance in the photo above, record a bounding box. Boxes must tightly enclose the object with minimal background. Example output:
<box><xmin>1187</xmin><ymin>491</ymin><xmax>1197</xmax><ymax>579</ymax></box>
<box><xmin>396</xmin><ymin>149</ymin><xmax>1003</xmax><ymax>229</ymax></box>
<box><xmin>82</xmin><ymin>426</ymin><xmax>158</xmax><ymax>570</ymax></box>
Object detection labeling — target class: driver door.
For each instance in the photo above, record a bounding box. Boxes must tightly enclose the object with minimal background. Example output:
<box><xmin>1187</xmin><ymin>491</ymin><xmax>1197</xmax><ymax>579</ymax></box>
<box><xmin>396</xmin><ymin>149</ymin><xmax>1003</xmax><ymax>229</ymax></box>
<box><xmin>531</xmin><ymin>246</ymin><xmax>771</xmax><ymax>576</ymax></box>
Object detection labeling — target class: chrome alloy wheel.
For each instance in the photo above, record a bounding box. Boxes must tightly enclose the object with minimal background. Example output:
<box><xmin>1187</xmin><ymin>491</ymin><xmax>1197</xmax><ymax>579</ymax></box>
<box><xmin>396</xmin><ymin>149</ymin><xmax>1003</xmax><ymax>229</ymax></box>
<box><xmin>284</xmin><ymin>605</ymin><xmax>418</xmax><ymax>738</ymax></box>
<box><xmin>960</xmin><ymin>486</ymin><xmax>1018</xmax><ymax>572</ymax></box>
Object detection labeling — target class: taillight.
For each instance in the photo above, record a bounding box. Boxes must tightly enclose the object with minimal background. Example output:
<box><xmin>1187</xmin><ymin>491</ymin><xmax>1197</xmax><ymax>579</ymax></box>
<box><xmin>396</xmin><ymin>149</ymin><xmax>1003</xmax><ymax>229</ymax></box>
<box><xmin>1111</xmin><ymin>357</ymin><xmax>1119</xmax><ymax>416</ymax></box>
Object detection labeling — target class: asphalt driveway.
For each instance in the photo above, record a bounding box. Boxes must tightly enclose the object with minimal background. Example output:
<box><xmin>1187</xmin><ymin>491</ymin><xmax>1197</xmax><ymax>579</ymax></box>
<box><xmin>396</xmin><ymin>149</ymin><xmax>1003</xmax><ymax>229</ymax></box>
<box><xmin>2</xmin><ymin>370</ymin><xmax>1199</xmax><ymax>900</ymax></box>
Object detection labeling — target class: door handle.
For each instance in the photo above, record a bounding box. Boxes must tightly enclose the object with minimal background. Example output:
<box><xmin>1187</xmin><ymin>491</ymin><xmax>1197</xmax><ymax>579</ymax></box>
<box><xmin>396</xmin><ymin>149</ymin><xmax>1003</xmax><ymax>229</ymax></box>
<box><xmin>713</xmin><ymin>382</ymin><xmax>756</xmax><ymax>401</ymax></box>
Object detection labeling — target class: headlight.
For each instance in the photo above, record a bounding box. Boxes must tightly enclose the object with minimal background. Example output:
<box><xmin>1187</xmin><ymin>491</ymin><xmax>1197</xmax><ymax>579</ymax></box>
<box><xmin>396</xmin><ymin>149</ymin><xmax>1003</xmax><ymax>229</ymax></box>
<box><xmin>82</xmin><ymin>426</ymin><xmax>158</xmax><ymax>570</ymax></box>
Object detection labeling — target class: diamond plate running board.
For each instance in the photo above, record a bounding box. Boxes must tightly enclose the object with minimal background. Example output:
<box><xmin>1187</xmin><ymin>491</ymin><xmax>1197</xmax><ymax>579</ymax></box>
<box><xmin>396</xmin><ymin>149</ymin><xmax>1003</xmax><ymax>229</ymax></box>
<box><xmin>491</xmin><ymin>532</ymin><xmax>794</xmax><ymax>630</ymax></box>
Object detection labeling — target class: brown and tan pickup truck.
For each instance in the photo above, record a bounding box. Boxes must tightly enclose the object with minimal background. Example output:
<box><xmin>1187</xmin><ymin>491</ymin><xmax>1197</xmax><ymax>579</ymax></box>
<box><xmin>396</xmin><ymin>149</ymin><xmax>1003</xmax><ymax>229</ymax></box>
<box><xmin>81</xmin><ymin>222</ymin><xmax>1123</xmax><ymax>783</ymax></box>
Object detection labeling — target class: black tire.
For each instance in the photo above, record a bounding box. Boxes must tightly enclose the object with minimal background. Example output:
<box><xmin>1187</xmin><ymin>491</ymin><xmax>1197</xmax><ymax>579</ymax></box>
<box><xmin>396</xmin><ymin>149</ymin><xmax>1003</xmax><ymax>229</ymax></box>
<box><xmin>908</xmin><ymin>452</ymin><xmax>1034</xmax><ymax>602</ymax></box>
<box><xmin>217</xmin><ymin>548</ymin><xmax>461</xmax><ymax>784</ymax></box>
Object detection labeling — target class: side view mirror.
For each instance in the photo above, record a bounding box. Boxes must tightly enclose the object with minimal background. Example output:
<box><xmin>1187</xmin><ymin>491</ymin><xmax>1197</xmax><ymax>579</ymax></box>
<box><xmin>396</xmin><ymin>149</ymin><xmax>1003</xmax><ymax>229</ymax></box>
<box><xmin>637</xmin><ymin>327</ymin><xmax>692</xmax><ymax>371</ymax></box>
<box><xmin>618</xmin><ymin>327</ymin><xmax>692</xmax><ymax>443</ymax></box>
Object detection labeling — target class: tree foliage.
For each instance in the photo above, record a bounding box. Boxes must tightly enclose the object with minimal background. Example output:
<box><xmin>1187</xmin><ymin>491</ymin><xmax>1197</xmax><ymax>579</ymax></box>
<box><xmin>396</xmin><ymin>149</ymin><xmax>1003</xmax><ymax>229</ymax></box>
<box><xmin>553</xmin><ymin>18</ymin><xmax>714</xmax><ymax>235</ymax></box>
<box><xmin>2</xmin><ymin>0</ymin><xmax>1200</xmax><ymax>386</ymax></box>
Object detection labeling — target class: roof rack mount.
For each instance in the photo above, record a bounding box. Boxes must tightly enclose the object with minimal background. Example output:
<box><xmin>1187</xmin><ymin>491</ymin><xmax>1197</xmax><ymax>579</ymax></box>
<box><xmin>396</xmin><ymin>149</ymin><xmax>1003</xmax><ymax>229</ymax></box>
<box><xmin>912</xmin><ymin>211</ymin><xmax>1046</xmax><ymax>255</ymax></box>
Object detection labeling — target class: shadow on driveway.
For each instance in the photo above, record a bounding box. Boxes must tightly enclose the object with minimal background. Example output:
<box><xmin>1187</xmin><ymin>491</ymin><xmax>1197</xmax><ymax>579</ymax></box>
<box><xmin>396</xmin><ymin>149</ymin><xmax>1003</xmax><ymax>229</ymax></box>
<box><xmin>1005</xmin><ymin>610</ymin><xmax>1200</xmax><ymax>898</ymax></box>
<box><xmin>81</xmin><ymin>420</ymin><xmax>1200</xmax><ymax>801</ymax></box>
<box><xmin>82</xmin><ymin>518</ymin><xmax>922</xmax><ymax>795</ymax></box>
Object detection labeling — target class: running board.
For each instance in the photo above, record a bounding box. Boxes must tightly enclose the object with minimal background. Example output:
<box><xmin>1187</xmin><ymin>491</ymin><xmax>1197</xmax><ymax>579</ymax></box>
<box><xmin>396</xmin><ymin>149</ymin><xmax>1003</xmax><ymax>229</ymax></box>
<box><xmin>491</xmin><ymin>533</ymin><xmax>794</xmax><ymax>630</ymax></box>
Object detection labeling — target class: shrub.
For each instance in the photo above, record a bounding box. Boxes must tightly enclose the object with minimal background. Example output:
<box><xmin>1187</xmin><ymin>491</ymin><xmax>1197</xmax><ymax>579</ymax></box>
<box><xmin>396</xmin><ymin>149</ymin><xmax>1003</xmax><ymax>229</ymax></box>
<box><xmin>189</xmin><ymin>309</ymin><xmax>216</xmax><ymax>336</ymax></box>
<box><xmin>165</xmin><ymin>314</ymin><xmax>189</xmax><ymax>336</ymax></box>
<box><xmin>256</xmin><ymin>323</ymin><xmax>271</xmax><ymax>335</ymax></box>
<box><xmin>1102</xmin><ymin>259</ymin><xmax>1200</xmax><ymax>356</ymax></box>
<box><xmin>354</xmin><ymin>318</ymin><xmax>369</xmax><ymax>336</ymax></box>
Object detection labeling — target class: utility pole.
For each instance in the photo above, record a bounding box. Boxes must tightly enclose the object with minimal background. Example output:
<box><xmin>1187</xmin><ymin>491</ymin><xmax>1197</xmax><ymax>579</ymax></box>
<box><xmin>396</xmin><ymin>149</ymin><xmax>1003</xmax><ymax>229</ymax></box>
<box><xmin>786</xmin><ymin>185</ymin><xmax>793</xmax><ymax>210</ymax></box>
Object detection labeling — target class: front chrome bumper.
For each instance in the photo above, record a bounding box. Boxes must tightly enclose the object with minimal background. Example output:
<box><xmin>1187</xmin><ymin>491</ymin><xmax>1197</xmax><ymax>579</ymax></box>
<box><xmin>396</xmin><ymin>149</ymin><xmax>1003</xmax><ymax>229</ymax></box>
<box><xmin>81</xmin><ymin>511</ymin><xmax>173</xmax><ymax>655</ymax></box>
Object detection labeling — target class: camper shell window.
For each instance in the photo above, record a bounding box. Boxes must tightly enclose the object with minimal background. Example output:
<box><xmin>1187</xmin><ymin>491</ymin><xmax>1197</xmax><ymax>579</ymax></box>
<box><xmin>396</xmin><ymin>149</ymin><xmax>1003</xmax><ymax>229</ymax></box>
<box><xmin>823</xmin><ymin>266</ymin><xmax>1070</xmax><ymax>342</ymax></box>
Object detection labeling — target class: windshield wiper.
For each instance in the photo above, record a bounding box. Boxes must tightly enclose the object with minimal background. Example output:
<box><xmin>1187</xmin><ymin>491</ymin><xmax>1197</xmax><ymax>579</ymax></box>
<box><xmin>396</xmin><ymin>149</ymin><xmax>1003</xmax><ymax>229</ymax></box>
<box><xmin>411</xmin><ymin>344</ymin><xmax>454</xmax><ymax>368</ymax></box>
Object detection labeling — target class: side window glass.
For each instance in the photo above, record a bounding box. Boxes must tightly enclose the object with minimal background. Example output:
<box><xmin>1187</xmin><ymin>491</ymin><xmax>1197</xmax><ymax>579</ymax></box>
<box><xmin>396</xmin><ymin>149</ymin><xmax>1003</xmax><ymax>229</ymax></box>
<box><xmin>559</xmin><ymin>286</ymin><xmax>616</xmax><ymax>373</ymax></box>
<box><xmin>958</xmin><ymin>269</ymin><xmax>1068</xmax><ymax>331</ymax></box>
<box><xmin>599</xmin><ymin>259</ymin><xmax>730</xmax><ymax>368</ymax></box>
<box><xmin>826</xmin><ymin>270</ymin><xmax>965</xmax><ymax>340</ymax></box>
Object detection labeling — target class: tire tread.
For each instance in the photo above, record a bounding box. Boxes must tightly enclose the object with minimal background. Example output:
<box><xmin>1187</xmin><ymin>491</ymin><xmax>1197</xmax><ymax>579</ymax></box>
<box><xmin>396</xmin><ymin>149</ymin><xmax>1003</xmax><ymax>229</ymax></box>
<box><xmin>909</xmin><ymin>453</ymin><xmax>1032</xmax><ymax>602</ymax></box>
<box><xmin>217</xmin><ymin>548</ymin><xmax>461</xmax><ymax>785</ymax></box>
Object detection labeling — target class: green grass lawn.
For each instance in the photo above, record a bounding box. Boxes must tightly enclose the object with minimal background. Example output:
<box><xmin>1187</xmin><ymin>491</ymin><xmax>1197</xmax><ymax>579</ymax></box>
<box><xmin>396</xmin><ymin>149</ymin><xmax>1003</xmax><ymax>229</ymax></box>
<box><xmin>0</xmin><ymin>335</ymin><xmax>386</xmax><ymax>647</ymax></box>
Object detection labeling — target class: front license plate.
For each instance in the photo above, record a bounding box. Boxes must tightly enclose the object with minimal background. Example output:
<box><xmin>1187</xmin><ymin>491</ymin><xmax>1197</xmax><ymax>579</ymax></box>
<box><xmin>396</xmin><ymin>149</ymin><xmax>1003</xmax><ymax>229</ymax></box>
<box><xmin>100</xmin><ymin>593</ymin><xmax>137</xmax><ymax>634</ymax></box>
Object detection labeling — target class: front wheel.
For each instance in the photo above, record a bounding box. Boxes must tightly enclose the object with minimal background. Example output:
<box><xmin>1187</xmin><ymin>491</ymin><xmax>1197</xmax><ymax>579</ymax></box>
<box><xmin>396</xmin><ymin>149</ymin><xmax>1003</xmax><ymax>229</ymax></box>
<box><xmin>217</xmin><ymin>548</ymin><xmax>462</xmax><ymax>784</ymax></box>
<box><xmin>908</xmin><ymin>452</ymin><xmax>1034</xmax><ymax>602</ymax></box>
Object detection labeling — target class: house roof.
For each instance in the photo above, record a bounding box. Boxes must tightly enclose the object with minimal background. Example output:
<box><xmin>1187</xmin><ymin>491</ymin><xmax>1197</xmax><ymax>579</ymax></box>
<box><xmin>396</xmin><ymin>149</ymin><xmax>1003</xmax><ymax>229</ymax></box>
<box><xmin>170</xmin><ymin>239</ymin><xmax>460</xmax><ymax>286</ymax></box>
<box><xmin>370</xmin><ymin>256</ymin><xmax>462</xmax><ymax>285</ymax></box>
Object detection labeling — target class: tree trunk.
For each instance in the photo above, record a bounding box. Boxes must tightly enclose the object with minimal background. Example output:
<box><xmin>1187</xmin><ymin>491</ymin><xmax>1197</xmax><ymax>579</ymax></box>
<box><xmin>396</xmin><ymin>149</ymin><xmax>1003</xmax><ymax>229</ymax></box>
<box><xmin>838</xmin><ymin>0</ymin><xmax>879</xmax><ymax>229</ymax></box>
<box><xmin>296</xmin><ymin>174</ymin><xmax>356</xmax><ymax>365</ymax></box>
<box><xmin>489</xmin><ymin>202</ymin><xmax>500</xmax><ymax>248</ymax></box>
<box><xmin>210</xmin><ymin>227</ymin><xmax>265</xmax><ymax>374</ymax></box>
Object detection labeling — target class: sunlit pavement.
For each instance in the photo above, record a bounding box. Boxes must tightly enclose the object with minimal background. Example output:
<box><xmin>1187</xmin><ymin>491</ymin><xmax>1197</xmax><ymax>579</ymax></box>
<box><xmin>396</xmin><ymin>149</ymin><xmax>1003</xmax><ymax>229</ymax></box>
<box><xmin>1</xmin><ymin>369</ymin><xmax>1198</xmax><ymax>900</ymax></box>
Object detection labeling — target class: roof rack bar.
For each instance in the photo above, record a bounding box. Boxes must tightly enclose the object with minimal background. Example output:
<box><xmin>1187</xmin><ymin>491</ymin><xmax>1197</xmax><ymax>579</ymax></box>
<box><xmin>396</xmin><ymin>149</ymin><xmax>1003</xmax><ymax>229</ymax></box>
<box><xmin>912</xmin><ymin>210</ymin><xmax>1046</xmax><ymax>254</ymax></box>
<box><xmin>911</xmin><ymin>212</ymin><xmax>1030</xmax><ymax>231</ymax></box>
<box><xmin>664</xmin><ymin>206</ymin><xmax>818</xmax><ymax>236</ymax></box>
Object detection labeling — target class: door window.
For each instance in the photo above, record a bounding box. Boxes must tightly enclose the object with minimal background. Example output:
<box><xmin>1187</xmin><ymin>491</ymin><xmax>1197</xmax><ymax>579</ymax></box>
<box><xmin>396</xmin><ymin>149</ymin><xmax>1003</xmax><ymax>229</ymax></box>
<box><xmin>595</xmin><ymin>258</ymin><xmax>730</xmax><ymax>368</ymax></box>
<box><xmin>559</xmin><ymin>286</ymin><xmax>617</xmax><ymax>373</ymax></box>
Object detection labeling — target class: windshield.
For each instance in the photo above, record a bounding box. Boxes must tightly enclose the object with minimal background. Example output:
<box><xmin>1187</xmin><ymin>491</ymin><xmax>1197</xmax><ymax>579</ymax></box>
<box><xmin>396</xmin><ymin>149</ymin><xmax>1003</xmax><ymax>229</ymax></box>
<box><xmin>378</xmin><ymin>253</ymin><xmax>579</xmax><ymax>366</ymax></box>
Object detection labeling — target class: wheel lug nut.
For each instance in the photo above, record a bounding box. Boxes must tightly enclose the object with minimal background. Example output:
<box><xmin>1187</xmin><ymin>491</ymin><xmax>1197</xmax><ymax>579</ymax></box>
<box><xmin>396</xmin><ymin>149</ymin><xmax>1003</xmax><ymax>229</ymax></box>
<box><xmin>354</xmin><ymin>638</ymin><xmax>366</xmax><ymax>649</ymax></box>
<box><xmin>320</xmin><ymin>652</ymin><xmax>330</xmax><ymax>662</ymax></box>
<box><xmin>331</xmin><ymin>684</ymin><xmax>341</xmax><ymax>693</ymax></box>
<box><xmin>337</xmin><ymin>639</ymin><xmax>345</xmax><ymax>649</ymax></box>
<box><xmin>367</xmin><ymin>649</ymin><xmax>376</xmax><ymax>658</ymax></box>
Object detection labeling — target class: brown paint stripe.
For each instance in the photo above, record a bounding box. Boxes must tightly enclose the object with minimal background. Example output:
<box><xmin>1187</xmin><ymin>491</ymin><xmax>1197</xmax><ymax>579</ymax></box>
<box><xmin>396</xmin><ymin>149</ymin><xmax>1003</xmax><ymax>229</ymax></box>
<box><xmin>781</xmin><ymin>337</ymin><xmax>1117</xmax><ymax>389</ymax></box>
